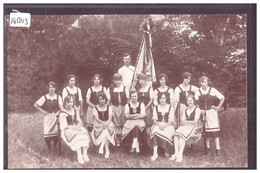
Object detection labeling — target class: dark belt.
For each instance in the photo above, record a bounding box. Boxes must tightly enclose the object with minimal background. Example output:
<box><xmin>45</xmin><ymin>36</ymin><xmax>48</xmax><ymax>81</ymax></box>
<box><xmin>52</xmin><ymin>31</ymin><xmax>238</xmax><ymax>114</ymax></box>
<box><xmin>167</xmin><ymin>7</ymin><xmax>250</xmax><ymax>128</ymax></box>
<box><xmin>199</xmin><ymin>107</ymin><xmax>212</xmax><ymax>111</ymax></box>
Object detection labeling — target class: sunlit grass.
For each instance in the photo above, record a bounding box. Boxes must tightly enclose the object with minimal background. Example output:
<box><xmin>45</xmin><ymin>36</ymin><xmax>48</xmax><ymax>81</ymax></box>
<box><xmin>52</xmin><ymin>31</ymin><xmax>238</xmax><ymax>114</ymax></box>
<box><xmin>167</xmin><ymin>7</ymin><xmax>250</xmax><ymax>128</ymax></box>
<box><xmin>7</xmin><ymin>108</ymin><xmax>247</xmax><ymax>168</ymax></box>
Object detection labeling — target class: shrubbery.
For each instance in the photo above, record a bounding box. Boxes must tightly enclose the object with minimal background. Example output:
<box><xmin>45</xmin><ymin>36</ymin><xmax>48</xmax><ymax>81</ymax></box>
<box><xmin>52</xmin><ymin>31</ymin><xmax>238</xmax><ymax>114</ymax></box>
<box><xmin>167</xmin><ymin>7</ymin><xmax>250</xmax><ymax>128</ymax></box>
<box><xmin>6</xmin><ymin>14</ymin><xmax>247</xmax><ymax>112</ymax></box>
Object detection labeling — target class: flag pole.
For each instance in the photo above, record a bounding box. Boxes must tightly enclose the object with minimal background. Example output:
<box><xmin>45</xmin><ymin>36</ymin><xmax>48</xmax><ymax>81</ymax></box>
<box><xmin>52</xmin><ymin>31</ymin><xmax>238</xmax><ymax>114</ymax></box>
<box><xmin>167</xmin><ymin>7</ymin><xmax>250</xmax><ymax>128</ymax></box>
<box><xmin>130</xmin><ymin>19</ymin><xmax>156</xmax><ymax>92</ymax></box>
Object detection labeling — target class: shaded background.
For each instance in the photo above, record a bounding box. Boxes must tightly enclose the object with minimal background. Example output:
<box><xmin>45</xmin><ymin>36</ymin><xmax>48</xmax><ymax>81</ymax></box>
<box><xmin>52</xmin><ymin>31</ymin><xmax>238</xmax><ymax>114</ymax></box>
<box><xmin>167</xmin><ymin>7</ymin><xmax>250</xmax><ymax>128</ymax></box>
<box><xmin>6</xmin><ymin>14</ymin><xmax>247</xmax><ymax>112</ymax></box>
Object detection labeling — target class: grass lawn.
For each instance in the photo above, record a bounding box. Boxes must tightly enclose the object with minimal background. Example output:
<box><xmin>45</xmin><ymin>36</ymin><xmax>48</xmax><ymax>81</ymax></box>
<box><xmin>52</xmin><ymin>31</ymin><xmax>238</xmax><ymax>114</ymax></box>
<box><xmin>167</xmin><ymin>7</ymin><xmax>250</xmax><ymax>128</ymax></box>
<box><xmin>7</xmin><ymin>108</ymin><xmax>248</xmax><ymax>169</ymax></box>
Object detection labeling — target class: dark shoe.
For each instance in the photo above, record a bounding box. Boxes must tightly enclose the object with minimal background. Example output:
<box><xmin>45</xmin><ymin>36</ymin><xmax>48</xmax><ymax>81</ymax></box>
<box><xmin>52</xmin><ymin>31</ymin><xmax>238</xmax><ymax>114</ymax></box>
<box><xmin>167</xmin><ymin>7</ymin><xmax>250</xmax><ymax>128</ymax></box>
<box><xmin>205</xmin><ymin>148</ymin><xmax>210</xmax><ymax>155</ymax></box>
<box><xmin>216</xmin><ymin>149</ymin><xmax>221</xmax><ymax>156</ymax></box>
<box><xmin>190</xmin><ymin>144</ymin><xmax>194</xmax><ymax>151</ymax></box>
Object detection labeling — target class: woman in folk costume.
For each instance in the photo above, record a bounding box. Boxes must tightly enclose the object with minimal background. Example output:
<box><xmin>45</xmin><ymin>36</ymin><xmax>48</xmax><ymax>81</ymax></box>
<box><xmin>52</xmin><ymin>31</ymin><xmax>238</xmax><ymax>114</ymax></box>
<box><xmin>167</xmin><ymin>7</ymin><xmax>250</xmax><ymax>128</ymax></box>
<box><xmin>153</xmin><ymin>73</ymin><xmax>174</xmax><ymax>107</ymax></box>
<box><xmin>194</xmin><ymin>76</ymin><xmax>225</xmax><ymax>156</ymax></box>
<box><xmin>91</xmin><ymin>91</ymin><xmax>115</xmax><ymax>159</ymax></box>
<box><xmin>34</xmin><ymin>81</ymin><xmax>63</xmax><ymax>153</ymax></box>
<box><xmin>62</xmin><ymin>74</ymin><xmax>83</xmax><ymax>116</ymax></box>
<box><xmin>107</xmin><ymin>73</ymin><xmax>129</xmax><ymax>146</ymax></box>
<box><xmin>86</xmin><ymin>74</ymin><xmax>107</xmax><ymax>132</ymax></box>
<box><xmin>169</xmin><ymin>95</ymin><xmax>202</xmax><ymax>162</ymax></box>
<box><xmin>135</xmin><ymin>73</ymin><xmax>154</xmax><ymax>146</ymax></box>
<box><xmin>150</xmin><ymin>92</ymin><xmax>175</xmax><ymax>161</ymax></box>
<box><xmin>59</xmin><ymin>95</ymin><xmax>90</xmax><ymax>164</ymax></box>
<box><xmin>173</xmin><ymin>72</ymin><xmax>198</xmax><ymax>128</ymax></box>
<box><xmin>122</xmin><ymin>90</ymin><xmax>146</xmax><ymax>154</ymax></box>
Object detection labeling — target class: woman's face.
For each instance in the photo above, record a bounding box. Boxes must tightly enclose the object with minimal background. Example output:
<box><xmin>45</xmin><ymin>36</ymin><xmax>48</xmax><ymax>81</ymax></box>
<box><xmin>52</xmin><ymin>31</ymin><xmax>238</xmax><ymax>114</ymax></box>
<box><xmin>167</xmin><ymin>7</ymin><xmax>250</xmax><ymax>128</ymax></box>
<box><xmin>201</xmin><ymin>79</ymin><xmax>208</xmax><ymax>88</ymax></box>
<box><xmin>187</xmin><ymin>97</ymin><xmax>194</xmax><ymax>106</ymax></box>
<box><xmin>139</xmin><ymin>78</ymin><xmax>145</xmax><ymax>86</ymax></box>
<box><xmin>68</xmin><ymin>77</ymin><xmax>76</xmax><ymax>87</ymax></box>
<box><xmin>48</xmin><ymin>85</ymin><xmax>56</xmax><ymax>94</ymax></box>
<box><xmin>159</xmin><ymin>77</ymin><xmax>166</xmax><ymax>87</ymax></box>
<box><xmin>114</xmin><ymin>79</ymin><xmax>121</xmax><ymax>86</ymax></box>
<box><xmin>183</xmin><ymin>76</ymin><xmax>191</xmax><ymax>85</ymax></box>
<box><xmin>131</xmin><ymin>93</ymin><xmax>138</xmax><ymax>102</ymax></box>
<box><xmin>66</xmin><ymin>98</ymin><xmax>74</xmax><ymax>109</ymax></box>
<box><xmin>159</xmin><ymin>94</ymin><xmax>167</xmax><ymax>105</ymax></box>
<box><xmin>98</xmin><ymin>96</ymin><xmax>106</xmax><ymax>105</ymax></box>
<box><xmin>94</xmin><ymin>77</ymin><xmax>100</xmax><ymax>86</ymax></box>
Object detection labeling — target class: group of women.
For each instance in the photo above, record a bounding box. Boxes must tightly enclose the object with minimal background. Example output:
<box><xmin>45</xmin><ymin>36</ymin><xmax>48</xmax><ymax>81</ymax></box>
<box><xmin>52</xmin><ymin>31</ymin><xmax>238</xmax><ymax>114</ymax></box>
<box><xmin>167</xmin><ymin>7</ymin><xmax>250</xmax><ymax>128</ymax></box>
<box><xmin>34</xmin><ymin>72</ymin><xmax>225</xmax><ymax>164</ymax></box>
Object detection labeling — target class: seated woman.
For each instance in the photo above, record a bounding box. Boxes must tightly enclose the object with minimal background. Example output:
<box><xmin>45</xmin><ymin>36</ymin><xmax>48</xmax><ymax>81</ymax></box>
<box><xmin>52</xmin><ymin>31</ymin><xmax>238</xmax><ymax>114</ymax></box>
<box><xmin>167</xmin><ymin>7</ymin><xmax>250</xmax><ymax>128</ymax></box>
<box><xmin>91</xmin><ymin>91</ymin><xmax>115</xmax><ymax>159</ymax></box>
<box><xmin>122</xmin><ymin>90</ymin><xmax>146</xmax><ymax>154</ymax></box>
<box><xmin>170</xmin><ymin>95</ymin><xmax>202</xmax><ymax>162</ymax></box>
<box><xmin>150</xmin><ymin>93</ymin><xmax>175</xmax><ymax>161</ymax></box>
<box><xmin>34</xmin><ymin>81</ymin><xmax>63</xmax><ymax>153</ymax></box>
<box><xmin>59</xmin><ymin>95</ymin><xmax>90</xmax><ymax>164</ymax></box>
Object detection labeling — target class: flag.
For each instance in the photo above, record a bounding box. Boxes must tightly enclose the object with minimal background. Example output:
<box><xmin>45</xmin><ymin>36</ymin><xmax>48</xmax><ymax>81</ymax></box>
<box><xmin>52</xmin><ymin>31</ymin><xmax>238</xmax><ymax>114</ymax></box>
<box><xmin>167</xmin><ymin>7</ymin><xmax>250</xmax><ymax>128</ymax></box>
<box><xmin>130</xmin><ymin>24</ymin><xmax>156</xmax><ymax>91</ymax></box>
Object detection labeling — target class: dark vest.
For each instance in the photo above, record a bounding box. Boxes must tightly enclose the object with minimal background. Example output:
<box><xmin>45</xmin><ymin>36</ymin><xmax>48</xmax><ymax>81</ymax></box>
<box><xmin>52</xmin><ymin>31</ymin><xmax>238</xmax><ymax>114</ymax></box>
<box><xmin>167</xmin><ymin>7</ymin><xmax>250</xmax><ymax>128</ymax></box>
<box><xmin>110</xmin><ymin>86</ymin><xmax>127</xmax><ymax>106</ymax></box>
<box><xmin>128</xmin><ymin>102</ymin><xmax>141</xmax><ymax>115</ymax></box>
<box><xmin>66</xmin><ymin>87</ymin><xmax>80</xmax><ymax>106</ymax></box>
<box><xmin>62</xmin><ymin>109</ymin><xmax>77</xmax><ymax>125</ymax></box>
<box><xmin>156</xmin><ymin>105</ymin><xmax>171</xmax><ymax>123</ymax></box>
<box><xmin>137</xmin><ymin>87</ymin><xmax>151</xmax><ymax>106</ymax></box>
<box><xmin>198</xmin><ymin>87</ymin><xmax>215</xmax><ymax>110</ymax></box>
<box><xmin>41</xmin><ymin>94</ymin><xmax>59</xmax><ymax>113</ymax></box>
<box><xmin>178</xmin><ymin>85</ymin><xmax>195</xmax><ymax>105</ymax></box>
<box><xmin>95</xmin><ymin>105</ymin><xmax>109</xmax><ymax>121</ymax></box>
<box><xmin>90</xmin><ymin>86</ymin><xmax>104</xmax><ymax>105</ymax></box>
<box><xmin>156</xmin><ymin>87</ymin><xmax>171</xmax><ymax>104</ymax></box>
<box><xmin>185</xmin><ymin>106</ymin><xmax>198</xmax><ymax>121</ymax></box>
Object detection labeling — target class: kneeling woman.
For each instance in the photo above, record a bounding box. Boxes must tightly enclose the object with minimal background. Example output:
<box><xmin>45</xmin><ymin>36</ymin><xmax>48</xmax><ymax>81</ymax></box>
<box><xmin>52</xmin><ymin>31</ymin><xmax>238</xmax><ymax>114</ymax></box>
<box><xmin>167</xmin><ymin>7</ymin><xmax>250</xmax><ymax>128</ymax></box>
<box><xmin>170</xmin><ymin>95</ymin><xmax>202</xmax><ymax>162</ymax></box>
<box><xmin>122</xmin><ymin>90</ymin><xmax>146</xmax><ymax>154</ymax></box>
<box><xmin>59</xmin><ymin>95</ymin><xmax>90</xmax><ymax>164</ymax></box>
<box><xmin>150</xmin><ymin>93</ymin><xmax>175</xmax><ymax>161</ymax></box>
<box><xmin>91</xmin><ymin>91</ymin><xmax>115</xmax><ymax>158</ymax></box>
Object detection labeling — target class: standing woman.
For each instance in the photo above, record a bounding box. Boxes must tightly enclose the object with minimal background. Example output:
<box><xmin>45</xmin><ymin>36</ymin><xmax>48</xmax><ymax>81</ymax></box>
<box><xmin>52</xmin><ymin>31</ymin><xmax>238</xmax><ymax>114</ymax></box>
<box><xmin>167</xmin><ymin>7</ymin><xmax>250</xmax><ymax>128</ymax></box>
<box><xmin>173</xmin><ymin>72</ymin><xmax>198</xmax><ymax>128</ymax></box>
<box><xmin>59</xmin><ymin>95</ymin><xmax>90</xmax><ymax>164</ymax></box>
<box><xmin>107</xmin><ymin>73</ymin><xmax>129</xmax><ymax>146</ymax></box>
<box><xmin>136</xmin><ymin>73</ymin><xmax>154</xmax><ymax>146</ymax></box>
<box><xmin>150</xmin><ymin>93</ymin><xmax>175</xmax><ymax>161</ymax></box>
<box><xmin>34</xmin><ymin>81</ymin><xmax>63</xmax><ymax>153</ymax></box>
<box><xmin>122</xmin><ymin>90</ymin><xmax>146</xmax><ymax>154</ymax></box>
<box><xmin>86</xmin><ymin>74</ymin><xmax>107</xmax><ymax>132</ymax></box>
<box><xmin>170</xmin><ymin>95</ymin><xmax>202</xmax><ymax>162</ymax></box>
<box><xmin>153</xmin><ymin>73</ymin><xmax>174</xmax><ymax>107</ymax></box>
<box><xmin>91</xmin><ymin>91</ymin><xmax>115</xmax><ymax>159</ymax></box>
<box><xmin>195</xmin><ymin>76</ymin><xmax>225</xmax><ymax>156</ymax></box>
<box><xmin>62</xmin><ymin>74</ymin><xmax>83</xmax><ymax>116</ymax></box>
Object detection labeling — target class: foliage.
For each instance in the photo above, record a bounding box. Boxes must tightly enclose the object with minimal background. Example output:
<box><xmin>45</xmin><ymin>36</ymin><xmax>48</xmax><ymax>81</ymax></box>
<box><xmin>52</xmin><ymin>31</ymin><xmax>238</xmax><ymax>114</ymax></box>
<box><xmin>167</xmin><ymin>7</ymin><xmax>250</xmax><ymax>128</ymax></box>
<box><xmin>6</xmin><ymin>14</ymin><xmax>247</xmax><ymax>112</ymax></box>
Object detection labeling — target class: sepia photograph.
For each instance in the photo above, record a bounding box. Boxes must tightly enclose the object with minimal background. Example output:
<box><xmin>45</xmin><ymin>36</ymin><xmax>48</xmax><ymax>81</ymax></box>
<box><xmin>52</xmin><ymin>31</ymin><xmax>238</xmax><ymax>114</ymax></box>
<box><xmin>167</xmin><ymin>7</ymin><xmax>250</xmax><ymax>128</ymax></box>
<box><xmin>4</xmin><ymin>4</ymin><xmax>256</xmax><ymax>169</ymax></box>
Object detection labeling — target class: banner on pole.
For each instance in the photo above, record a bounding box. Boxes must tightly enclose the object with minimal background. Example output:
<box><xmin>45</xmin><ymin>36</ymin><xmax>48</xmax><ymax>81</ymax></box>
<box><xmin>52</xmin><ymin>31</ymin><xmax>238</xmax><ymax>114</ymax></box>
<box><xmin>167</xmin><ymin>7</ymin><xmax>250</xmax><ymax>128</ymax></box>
<box><xmin>130</xmin><ymin>21</ymin><xmax>156</xmax><ymax>91</ymax></box>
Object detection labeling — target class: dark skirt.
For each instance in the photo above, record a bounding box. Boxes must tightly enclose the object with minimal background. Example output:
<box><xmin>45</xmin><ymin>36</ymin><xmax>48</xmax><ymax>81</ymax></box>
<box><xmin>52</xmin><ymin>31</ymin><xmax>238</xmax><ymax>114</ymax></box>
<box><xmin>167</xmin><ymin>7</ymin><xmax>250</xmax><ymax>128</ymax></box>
<box><xmin>151</xmin><ymin>135</ymin><xmax>174</xmax><ymax>155</ymax></box>
<box><xmin>206</xmin><ymin>131</ymin><xmax>220</xmax><ymax>138</ymax></box>
<box><xmin>44</xmin><ymin>136</ymin><xmax>58</xmax><ymax>143</ymax></box>
<box><xmin>122</xmin><ymin>126</ymin><xmax>145</xmax><ymax>148</ymax></box>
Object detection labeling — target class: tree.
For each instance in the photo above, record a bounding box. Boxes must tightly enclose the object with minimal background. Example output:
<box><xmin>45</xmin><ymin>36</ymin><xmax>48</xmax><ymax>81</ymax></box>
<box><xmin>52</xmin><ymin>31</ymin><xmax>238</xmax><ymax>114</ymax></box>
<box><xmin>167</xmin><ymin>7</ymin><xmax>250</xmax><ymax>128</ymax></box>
<box><xmin>6</xmin><ymin>14</ymin><xmax>247</xmax><ymax>112</ymax></box>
